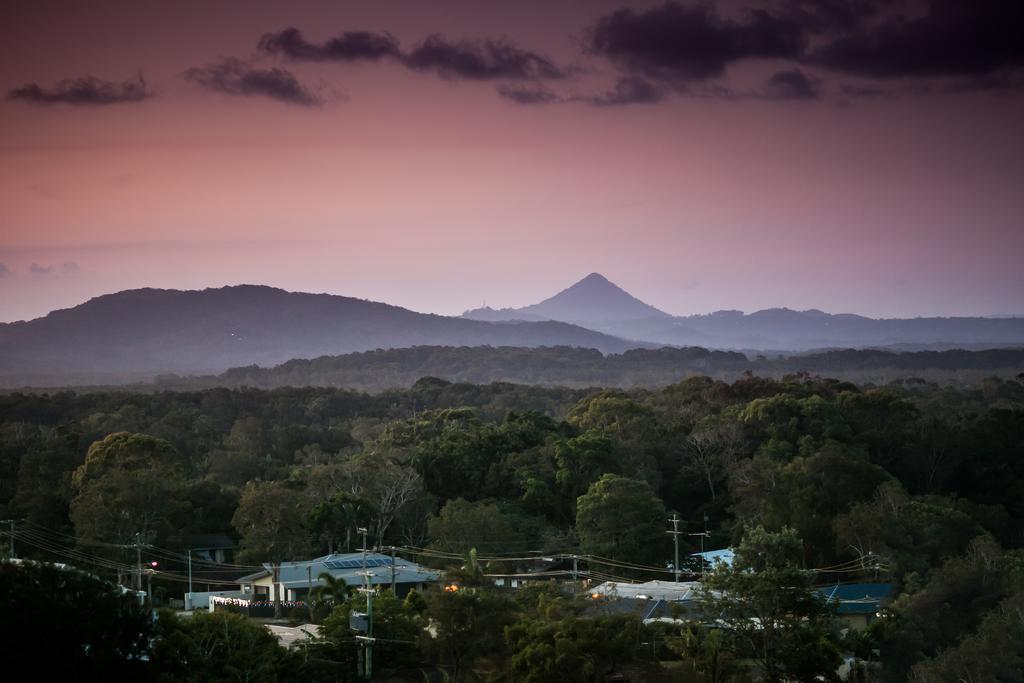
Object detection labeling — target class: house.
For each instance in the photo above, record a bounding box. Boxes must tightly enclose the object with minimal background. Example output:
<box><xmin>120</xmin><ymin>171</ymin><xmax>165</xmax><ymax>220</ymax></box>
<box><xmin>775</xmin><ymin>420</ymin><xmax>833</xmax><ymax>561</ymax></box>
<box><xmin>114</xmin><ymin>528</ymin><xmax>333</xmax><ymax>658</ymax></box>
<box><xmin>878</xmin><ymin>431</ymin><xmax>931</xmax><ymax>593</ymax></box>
<box><xmin>690</xmin><ymin>548</ymin><xmax>735</xmax><ymax>570</ymax></box>
<box><xmin>587</xmin><ymin>580</ymin><xmax>706</xmax><ymax>624</ymax></box>
<box><xmin>815</xmin><ymin>582</ymin><xmax>894</xmax><ymax>631</ymax></box>
<box><xmin>187</xmin><ymin>533</ymin><xmax>236</xmax><ymax>564</ymax></box>
<box><xmin>235</xmin><ymin>551</ymin><xmax>439</xmax><ymax>602</ymax></box>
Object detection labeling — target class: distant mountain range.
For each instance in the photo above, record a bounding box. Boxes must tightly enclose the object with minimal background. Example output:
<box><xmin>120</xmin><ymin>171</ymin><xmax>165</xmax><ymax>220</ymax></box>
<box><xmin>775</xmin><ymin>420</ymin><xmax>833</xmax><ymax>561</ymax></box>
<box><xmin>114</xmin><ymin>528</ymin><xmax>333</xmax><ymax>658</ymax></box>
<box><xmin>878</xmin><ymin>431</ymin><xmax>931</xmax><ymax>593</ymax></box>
<box><xmin>2</xmin><ymin>276</ymin><xmax>1022</xmax><ymax>387</ymax></box>
<box><xmin>464</xmin><ymin>273</ymin><xmax>1024</xmax><ymax>350</ymax></box>
<box><xmin>0</xmin><ymin>285</ymin><xmax>644</xmax><ymax>385</ymax></box>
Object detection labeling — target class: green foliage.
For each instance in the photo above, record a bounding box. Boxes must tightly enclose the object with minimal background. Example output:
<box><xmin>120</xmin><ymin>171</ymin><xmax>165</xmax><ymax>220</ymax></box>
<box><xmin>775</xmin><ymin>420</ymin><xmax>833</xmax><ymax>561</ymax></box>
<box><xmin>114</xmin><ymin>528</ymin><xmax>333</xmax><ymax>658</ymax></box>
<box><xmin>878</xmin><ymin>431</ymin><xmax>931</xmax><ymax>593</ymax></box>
<box><xmin>70</xmin><ymin>431</ymin><xmax>190</xmax><ymax>546</ymax></box>
<box><xmin>420</xmin><ymin>582</ymin><xmax>517</xmax><ymax>681</ymax></box>
<box><xmin>504</xmin><ymin>589</ymin><xmax>639</xmax><ymax>682</ymax></box>
<box><xmin>0</xmin><ymin>559</ymin><xmax>151</xmax><ymax>680</ymax></box>
<box><xmin>427</xmin><ymin>498</ymin><xmax>543</xmax><ymax>555</ymax></box>
<box><xmin>699</xmin><ymin>526</ymin><xmax>842</xmax><ymax>683</ymax></box>
<box><xmin>320</xmin><ymin>590</ymin><xmax>422</xmax><ymax>671</ymax></box>
<box><xmin>576</xmin><ymin>474</ymin><xmax>667</xmax><ymax>566</ymax></box>
<box><xmin>232</xmin><ymin>480</ymin><xmax>312</xmax><ymax>564</ymax></box>
<box><xmin>876</xmin><ymin>537</ymin><xmax>1024</xmax><ymax>681</ymax></box>
<box><xmin>2</xmin><ymin>375</ymin><xmax>1023</xmax><ymax>681</ymax></box>
<box><xmin>153</xmin><ymin>609</ymin><xmax>290</xmax><ymax>682</ymax></box>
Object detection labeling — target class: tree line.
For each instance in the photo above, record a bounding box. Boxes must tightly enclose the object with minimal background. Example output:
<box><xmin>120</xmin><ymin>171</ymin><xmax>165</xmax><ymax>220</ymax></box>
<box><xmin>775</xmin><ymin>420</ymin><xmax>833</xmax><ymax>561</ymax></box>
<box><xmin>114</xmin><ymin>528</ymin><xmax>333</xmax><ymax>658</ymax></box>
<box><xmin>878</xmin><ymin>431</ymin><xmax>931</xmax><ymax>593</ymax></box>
<box><xmin>0</xmin><ymin>373</ymin><xmax>1022</xmax><ymax>679</ymax></box>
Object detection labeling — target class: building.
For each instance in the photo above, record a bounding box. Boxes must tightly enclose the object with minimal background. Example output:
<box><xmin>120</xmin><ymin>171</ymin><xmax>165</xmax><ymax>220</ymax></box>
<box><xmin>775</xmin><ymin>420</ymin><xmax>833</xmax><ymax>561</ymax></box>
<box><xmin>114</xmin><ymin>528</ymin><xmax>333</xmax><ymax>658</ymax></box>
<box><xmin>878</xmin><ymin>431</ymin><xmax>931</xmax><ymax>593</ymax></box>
<box><xmin>816</xmin><ymin>582</ymin><xmax>894</xmax><ymax>631</ymax></box>
<box><xmin>235</xmin><ymin>551</ymin><xmax>439</xmax><ymax>601</ymax></box>
<box><xmin>588</xmin><ymin>580</ymin><xmax>706</xmax><ymax>624</ymax></box>
<box><xmin>690</xmin><ymin>548</ymin><xmax>735</xmax><ymax>569</ymax></box>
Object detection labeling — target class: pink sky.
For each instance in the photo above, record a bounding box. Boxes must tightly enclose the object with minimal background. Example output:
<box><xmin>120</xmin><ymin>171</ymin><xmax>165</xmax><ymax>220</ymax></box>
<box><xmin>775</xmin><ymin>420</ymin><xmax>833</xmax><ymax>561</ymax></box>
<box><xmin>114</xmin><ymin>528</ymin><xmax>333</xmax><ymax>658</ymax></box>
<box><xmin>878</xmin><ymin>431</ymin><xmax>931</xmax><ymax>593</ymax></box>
<box><xmin>1</xmin><ymin>0</ymin><xmax>1022</xmax><ymax>322</ymax></box>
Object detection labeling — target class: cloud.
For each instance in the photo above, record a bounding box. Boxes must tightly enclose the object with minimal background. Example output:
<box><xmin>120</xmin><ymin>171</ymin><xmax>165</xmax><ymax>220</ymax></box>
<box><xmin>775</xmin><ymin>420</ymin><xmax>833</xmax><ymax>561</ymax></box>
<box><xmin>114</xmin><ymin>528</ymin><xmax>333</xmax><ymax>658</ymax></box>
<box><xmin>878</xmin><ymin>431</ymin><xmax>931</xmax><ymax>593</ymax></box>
<box><xmin>29</xmin><ymin>263</ymin><xmax>52</xmax><ymax>275</ymax></box>
<box><xmin>60</xmin><ymin>261</ymin><xmax>80</xmax><ymax>275</ymax></box>
<box><xmin>496</xmin><ymin>84</ymin><xmax>562</xmax><ymax>105</ymax></box>
<box><xmin>183</xmin><ymin>58</ymin><xmax>321</xmax><ymax>106</ymax></box>
<box><xmin>8</xmin><ymin>74</ymin><xmax>151</xmax><ymax>105</ymax></box>
<box><xmin>838</xmin><ymin>83</ymin><xmax>896</xmax><ymax>99</ymax></box>
<box><xmin>258</xmin><ymin>27</ymin><xmax>400</xmax><ymax>62</ymax></box>
<box><xmin>0</xmin><ymin>263</ymin><xmax>8</xmax><ymax>278</ymax></box>
<box><xmin>584</xmin><ymin>76</ymin><xmax>665</xmax><ymax>106</ymax></box>
<box><xmin>812</xmin><ymin>1</ymin><xmax>1024</xmax><ymax>79</ymax></box>
<box><xmin>403</xmin><ymin>35</ymin><xmax>564</xmax><ymax>80</ymax></box>
<box><xmin>258</xmin><ymin>27</ymin><xmax>564</xmax><ymax>82</ymax></box>
<box><xmin>760</xmin><ymin>68</ymin><xmax>820</xmax><ymax>99</ymax></box>
<box><xmin>588</xmin><ymin>3</ymin><xmax>805</xmax><ymax>83</ymax></box>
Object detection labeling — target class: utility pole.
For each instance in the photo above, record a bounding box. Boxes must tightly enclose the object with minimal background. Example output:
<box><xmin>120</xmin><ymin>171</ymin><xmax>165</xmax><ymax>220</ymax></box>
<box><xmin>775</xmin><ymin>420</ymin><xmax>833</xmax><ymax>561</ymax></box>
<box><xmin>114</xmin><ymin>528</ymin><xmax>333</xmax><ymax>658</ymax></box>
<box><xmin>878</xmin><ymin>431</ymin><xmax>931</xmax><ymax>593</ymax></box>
<box><xmin>358</xmin><ymin>527</ymin><xmax>373</xmax><ymax>680</ymax></box>
<box><xmin>390</xmin><ymin>545</ymin><xmax>397</xmax><ymax>593</ymax></box>
<box><xmin>1</xmin><ymin>519</ymin><xmax>14</xmax><ymax>559</ymax></box>
<box><xmin>667</xmin><ymin>514</ymin><xmax>682</xmax><ymax>582</ymax></box>
<box><xmin>187</xmin><ymin>550</ymin><xmax>193</xmax><ymax>610</ymax></box>
<box><xmin>134</xmin><ymin>532</ymin><xmax>143</xmax><ymax>591</ymax></box>
<box><xmin>687</xmin><ymin>531</ymin><xmax>711</xmax><ymax>578</ymax></box>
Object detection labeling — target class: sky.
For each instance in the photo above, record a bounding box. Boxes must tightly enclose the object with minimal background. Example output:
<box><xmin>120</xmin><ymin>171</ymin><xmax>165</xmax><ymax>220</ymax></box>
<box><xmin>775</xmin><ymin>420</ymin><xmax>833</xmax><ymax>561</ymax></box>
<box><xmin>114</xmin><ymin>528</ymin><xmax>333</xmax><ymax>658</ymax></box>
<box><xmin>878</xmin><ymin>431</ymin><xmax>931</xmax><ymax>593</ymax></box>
<box><xmin>1</xmin><ymin>0</ymin><xmax>1022</xmax><ymax>322</ymax></box>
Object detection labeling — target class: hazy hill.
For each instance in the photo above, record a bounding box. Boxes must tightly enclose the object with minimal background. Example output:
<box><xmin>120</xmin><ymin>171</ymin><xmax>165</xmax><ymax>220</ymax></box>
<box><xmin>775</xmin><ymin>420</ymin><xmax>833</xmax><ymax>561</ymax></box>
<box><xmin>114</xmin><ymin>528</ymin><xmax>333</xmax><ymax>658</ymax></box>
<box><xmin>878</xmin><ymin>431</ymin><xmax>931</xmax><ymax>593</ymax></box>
<box><xmin>0</xmin><ymin>285</ymin><xmax>646</xmax><ymax>384</ymax></box>
<box><xmin>464</xmin><ymin>274</ymin><xmax>1024</xmax><ymax>350</ymax></box>
<box><xmin>151</xmin><ymin>345</ymin><xmax>1024</xmax><ymax>391</ymax></box>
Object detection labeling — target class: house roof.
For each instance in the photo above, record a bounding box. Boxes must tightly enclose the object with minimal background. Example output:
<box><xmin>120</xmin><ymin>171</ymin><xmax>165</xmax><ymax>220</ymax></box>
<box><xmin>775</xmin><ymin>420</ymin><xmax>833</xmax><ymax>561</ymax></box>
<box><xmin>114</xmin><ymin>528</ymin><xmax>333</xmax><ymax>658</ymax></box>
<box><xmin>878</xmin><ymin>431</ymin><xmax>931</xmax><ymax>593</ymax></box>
<box><xmin>816</xmin><ymin>583</ymin><xmax>894</xmax><ymax>614</ymax></box>
<box><xmin>590</xmin><ymin>580</ymin><xmax>702</xmax><ymax>602</ymax></box>
<box><xmin>691</xmin><ymin>548</ymin><xmax>734</xmax><ymax>567</ymax></box>
<box><xmin>236</xmin><ymin>552</ymin><xmax>440</xmax><ymax>588</ymax></box>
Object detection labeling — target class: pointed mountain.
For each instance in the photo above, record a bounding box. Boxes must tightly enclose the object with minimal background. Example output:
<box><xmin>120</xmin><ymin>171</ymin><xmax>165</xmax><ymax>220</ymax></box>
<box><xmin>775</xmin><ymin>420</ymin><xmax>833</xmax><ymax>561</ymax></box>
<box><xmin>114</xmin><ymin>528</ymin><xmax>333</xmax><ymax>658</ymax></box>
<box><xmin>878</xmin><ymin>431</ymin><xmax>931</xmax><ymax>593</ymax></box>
<box><xmin>464</xmin><ymin>273</ymin><xmax>670</xmax><ymax>325</ymax></box>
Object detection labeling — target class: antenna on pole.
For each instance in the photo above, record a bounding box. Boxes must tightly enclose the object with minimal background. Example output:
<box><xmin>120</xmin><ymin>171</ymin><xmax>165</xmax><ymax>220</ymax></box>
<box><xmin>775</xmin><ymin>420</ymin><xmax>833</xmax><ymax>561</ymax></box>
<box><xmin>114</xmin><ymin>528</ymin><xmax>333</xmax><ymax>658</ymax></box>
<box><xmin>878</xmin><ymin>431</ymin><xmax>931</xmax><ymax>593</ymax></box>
<box><xmin>667</xmin><ymin>514</ymin><xmax>682</xmax><ymax>583</ymax></box>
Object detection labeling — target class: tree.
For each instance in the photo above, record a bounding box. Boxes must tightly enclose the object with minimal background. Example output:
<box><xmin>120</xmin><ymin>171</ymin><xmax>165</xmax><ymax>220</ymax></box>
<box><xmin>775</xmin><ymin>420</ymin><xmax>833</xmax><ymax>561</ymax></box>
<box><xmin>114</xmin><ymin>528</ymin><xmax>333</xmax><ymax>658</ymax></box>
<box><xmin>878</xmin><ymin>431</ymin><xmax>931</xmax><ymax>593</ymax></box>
<box><xmin>232</xmin><ymin>481</ymin><xmax>311</xmax><ymax>616</ymax></box>
<box><xmin>908</xmin><ymin>592</ymin><xmax>1024</xmax><ymax>683</ymax></box>
<box><xmin>576</xmin><ymin>474</ymin><xmax>667</xmax><ymax>566</ymax></box>
<box><xmin>309</xmin><ymin>572</ymin><xmax>350</xmax><ymax>605</ymax></box>
<box><xmin>427</xmin><ymin>498</ymin><xmax>540</xmax><ymax>555</ymax></box>
<box><xmin>681</xmin><ymin>419</ymin><xmax>741</xmax><ymax>502</ymax></box>
<box><xmin>699</xmin><ymin>526</ymin><xmax>841</xmax><ymax>683</ymax></box>
<box><xmin>153</xmin><ymin>609</ymin><xmax>291</xmax><ymax>682</ymax></box>
<box><xmin>70</xmin><ymin>432</ymin><xmax>190</xmax><ymax>547</ymax></box>
<box><xmin>307</xmin><ymin>492</ymin><xmax>376</xmax><ymax>554</ymax></box>
<box><xmin>0</xmin><ymin>559</ymin><xmax>151</xmax><ymax>680</ymax></box>
<box><xmin>420</xmin><ymin>576</ymin><xmax>516</xmax><ymax>681</ymax></box>
<box><xmin>321</xmin><ymin>590</ymin><xmax>422</xmax><ymax>672</ymax></box>
<box><xmin>504</xmin><ymin>588</ymin><xmax>639</xmax><ymax>683</ymax></box>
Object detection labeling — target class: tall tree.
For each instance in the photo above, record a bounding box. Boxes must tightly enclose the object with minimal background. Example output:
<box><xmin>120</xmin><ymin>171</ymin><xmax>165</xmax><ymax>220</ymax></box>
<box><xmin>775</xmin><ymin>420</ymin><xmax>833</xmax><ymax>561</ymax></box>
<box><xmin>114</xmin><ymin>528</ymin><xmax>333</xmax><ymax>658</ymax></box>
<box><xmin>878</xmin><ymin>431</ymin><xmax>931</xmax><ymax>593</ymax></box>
<box><xmin>232</xmin><ymin>481</ymin><xmax>311</xmax><ymax>617</ymax></box>
<box><xmin>70</xmin><ymin>431</ymin><xmax>190</xmax><ymax>547</ymax></box>
<box><xmin>699</xmin><ymin>526</ymin><xmax>841</xmax><ymax>683</ymax></box>
<box><xmin>575</xmin><ymin>474</ymin><xmax>667</xmax><ymax>567</ymax></box>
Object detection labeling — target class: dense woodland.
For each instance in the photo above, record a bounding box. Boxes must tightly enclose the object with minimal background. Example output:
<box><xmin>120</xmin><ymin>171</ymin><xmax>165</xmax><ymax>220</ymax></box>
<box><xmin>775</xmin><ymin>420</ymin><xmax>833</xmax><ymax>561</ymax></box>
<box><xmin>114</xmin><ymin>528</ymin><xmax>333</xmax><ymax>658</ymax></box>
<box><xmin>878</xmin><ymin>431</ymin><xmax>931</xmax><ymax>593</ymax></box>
<box><xmin>152</xmin><ymin>345</ymin><xmax>1024</xmax><ymax>390</ymax></box>
<box><xmin>2</xmin><ymin>373</ymin><xmax>1023</xmax><ymax>680</ymax></box>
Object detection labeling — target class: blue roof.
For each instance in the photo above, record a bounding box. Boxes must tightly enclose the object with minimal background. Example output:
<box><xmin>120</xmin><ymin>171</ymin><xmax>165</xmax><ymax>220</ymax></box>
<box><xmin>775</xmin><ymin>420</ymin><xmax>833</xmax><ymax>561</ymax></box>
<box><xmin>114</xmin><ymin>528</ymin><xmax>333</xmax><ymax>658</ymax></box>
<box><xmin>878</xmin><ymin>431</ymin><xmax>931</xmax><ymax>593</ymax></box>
<box><xmin>816</xmin><ymin>583</ymin><xmax>894</xmax><ymax>614</ymax></box>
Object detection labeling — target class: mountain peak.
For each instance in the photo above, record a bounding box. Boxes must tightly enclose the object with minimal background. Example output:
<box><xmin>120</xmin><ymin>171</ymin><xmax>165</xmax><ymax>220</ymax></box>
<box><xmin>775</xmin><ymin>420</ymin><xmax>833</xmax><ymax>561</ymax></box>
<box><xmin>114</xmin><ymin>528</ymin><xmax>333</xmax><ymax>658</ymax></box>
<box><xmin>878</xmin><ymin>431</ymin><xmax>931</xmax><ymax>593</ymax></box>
<box><xmin>516</xmin><ymin>273</ymin><xmax>671</xmax><ymax>323</ymax></box>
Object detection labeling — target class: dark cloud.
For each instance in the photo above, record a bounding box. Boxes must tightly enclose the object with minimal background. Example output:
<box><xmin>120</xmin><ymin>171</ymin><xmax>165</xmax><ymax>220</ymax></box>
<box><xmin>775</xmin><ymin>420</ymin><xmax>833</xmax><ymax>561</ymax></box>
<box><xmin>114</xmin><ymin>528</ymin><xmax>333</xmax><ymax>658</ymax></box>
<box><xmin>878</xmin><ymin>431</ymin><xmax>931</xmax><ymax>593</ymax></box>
<box><xmin>183</xmin><ymin>58</ymin><xmax>321</xmax><ymax>106</ymax></box>
<box><xmin>760</xmin><ymin>68</ymin><xmax>820</xmax><ymax>99</ymax></box>
<box><xmin>584</xmin><ymin>77</ymin><xmax>665</xmax><ymax>106</ymax></box>
<box><xmin>0</xmin><ymin>263</ymin><xmax>9</xmax><ymax>278</ymax></box>
<box><xmin>839</xmin><ymin>83</ymin><xmax>896</xmax><ymax>99</ymax></box>
<box><xmin>403</xmin><ymin>35</ymin><xmax>564</xmax><ymax>80</ymax></box>
<box><xmin>944</xmin><ymin>71</ymin><xmax>1024</xmax><ymax>93</ymax></box>
<box><xmin>497</xmin><ymin>84</ymin><xmax>562</xmax><ymax>105</ymax></box>
<box><xmin>588</xmin><ymin>3</ymin><xmax>805</xmax><ymax>83</ymax></box>
<box><xmin>8</xmin><ymin>74</ymin><xmax>150</xmax><ymax>105</ymax></box>
<box><xmin>258</xmin><ymin>27</ymin><xmax>400</xmax><ymax>62</ymax></box>
<box><xmin>812</xmin><ymin>0</ymin><xmax>1024</xmax><ymax>79</ymax></box>
<box><xmin>29</xmin><ymin>263</ymin><xmax>52</xmax><ymax>275</ymax></box>
<box><xmin>774</xmin><ymin>0</ymin><xmax>884</xmax><ymax>33</ymax></box>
